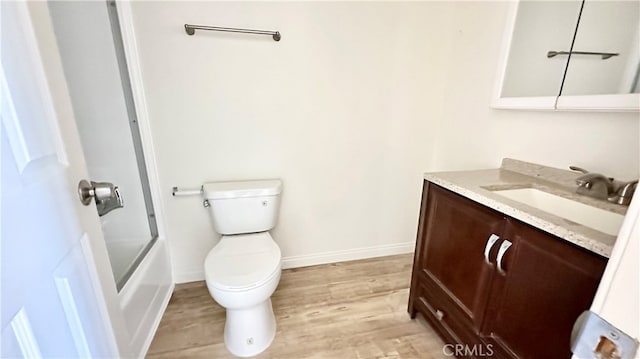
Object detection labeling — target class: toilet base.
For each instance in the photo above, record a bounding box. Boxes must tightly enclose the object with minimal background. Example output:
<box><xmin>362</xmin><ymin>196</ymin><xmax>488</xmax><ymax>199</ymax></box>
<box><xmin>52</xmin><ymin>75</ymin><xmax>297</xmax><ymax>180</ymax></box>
<box><xmin>224</xmin><ymin>298</ymin><xmax>276</xmax><ymax>357</ymax></box>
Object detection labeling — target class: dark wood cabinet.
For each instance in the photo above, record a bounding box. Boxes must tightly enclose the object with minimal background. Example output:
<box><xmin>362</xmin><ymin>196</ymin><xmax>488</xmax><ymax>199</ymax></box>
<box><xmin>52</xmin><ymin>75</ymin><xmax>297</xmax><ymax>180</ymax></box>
<box><xmin>409</xmin><ymin>181</ymin><xmax>607</xmax><ymax>359</ymax></box>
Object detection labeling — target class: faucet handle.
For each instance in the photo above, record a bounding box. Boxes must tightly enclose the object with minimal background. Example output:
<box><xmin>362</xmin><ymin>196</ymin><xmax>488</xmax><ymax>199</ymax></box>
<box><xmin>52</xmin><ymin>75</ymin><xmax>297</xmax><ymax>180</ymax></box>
<box><xmin>609</xmin><ymin>180</ymin><xmax>638</xmax><ymax>206</ymax></box>
<box><xmin>619</xmin><ymin>180</ymin><xmax>638</xmax><ymax>195</ymax></box>
<box><xmin>569</xmin><ymin>166</ymin><xmax>589</xmax><ymax>174</ymax></box>
<box><xmin>571</xmin><ymin>166</ymin><xmax>614</xmax><ymax>182</ymax></box>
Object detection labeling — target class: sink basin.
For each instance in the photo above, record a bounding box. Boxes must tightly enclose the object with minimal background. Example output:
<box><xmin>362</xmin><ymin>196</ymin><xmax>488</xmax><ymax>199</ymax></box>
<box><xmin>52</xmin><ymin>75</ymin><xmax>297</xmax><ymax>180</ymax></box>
<box><xmin>493</xmin><ymin>188</ymin><xmax>625</xmax><ymax>236</ymax></box>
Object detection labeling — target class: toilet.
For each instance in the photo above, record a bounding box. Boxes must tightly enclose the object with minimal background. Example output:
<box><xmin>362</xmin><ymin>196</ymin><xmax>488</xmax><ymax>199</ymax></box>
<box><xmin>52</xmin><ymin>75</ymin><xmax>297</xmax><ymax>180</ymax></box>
<box><xmin>202</xmin><ymin>179</ymin><xmax>283</xmax><ymax>357</ymax></box>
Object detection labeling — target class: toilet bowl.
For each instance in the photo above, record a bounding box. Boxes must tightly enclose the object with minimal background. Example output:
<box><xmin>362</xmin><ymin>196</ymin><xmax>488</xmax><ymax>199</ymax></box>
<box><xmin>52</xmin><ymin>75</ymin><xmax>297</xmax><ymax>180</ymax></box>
<box><xmin>205</xmin><ymin>233</ymin><xmax>281</xmax><ymax>357</ymax></box>
<box><xmin>202</xmin><ymin>180</ymin><xmax>283</xmax><ymax>357</ymax></box>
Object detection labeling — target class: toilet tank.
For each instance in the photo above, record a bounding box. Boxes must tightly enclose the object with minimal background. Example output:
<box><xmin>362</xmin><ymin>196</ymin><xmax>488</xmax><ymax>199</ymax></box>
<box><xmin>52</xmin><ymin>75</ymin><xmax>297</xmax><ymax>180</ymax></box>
<box><xmin>202</xmin><ymin>179</ymin><xmax>282</xmax><ymax>235</ymax></box>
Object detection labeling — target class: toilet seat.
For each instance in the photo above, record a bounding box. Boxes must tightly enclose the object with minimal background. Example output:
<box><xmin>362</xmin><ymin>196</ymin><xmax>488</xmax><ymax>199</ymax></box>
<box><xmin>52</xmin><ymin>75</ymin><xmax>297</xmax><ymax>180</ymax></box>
<box><xmin>205</xmin><ymin>232</ymin><xmax>281</xmax><ymax>292</ymax></box>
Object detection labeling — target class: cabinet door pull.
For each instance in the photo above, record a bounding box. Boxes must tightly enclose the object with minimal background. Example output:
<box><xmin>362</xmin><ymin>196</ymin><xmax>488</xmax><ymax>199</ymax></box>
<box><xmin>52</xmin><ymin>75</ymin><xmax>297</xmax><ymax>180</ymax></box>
<box><xmin>421</xmin><ymin>297</ymin><xmax>446</xmax><ymax>321</ymax></box>
<box><xmin>483</xmin><ymin>234</ymin><xmax>501</xmax><ymax>264</ymax></box>
<box><xmin>496</xmin><ymin>240</ymin><xmax>513</xmax><ymax>275</ymax></box>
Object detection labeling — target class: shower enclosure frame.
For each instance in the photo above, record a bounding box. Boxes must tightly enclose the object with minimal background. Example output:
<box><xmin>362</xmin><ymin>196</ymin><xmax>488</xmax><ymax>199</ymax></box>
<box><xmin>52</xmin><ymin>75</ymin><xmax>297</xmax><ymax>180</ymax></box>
<box><xmin>106</xmin><ymin>0</ymin><xmax>159</xmax><ymax>292</ymax></box>
<box><xmin>104</xmin><ymin>1</ymin><xmax>173</xmax><ymax>356</ymax></box>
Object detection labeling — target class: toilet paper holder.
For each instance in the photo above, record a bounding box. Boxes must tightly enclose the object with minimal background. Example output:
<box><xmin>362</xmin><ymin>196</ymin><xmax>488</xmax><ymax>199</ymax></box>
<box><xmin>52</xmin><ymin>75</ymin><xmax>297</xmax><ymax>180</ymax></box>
<box><xmin>172</xmin><ymin>186</ymin><xmax>203</xmax><ymax>197</ymax></box>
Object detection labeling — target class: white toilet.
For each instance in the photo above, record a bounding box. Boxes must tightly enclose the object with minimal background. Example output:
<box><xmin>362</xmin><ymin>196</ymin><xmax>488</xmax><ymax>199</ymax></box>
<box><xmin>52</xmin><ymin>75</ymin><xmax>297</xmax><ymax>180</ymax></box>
<box><xmin>202</xmin><ymin>179</ymin><xmax>283</xmax><ymax>357</ymax></box>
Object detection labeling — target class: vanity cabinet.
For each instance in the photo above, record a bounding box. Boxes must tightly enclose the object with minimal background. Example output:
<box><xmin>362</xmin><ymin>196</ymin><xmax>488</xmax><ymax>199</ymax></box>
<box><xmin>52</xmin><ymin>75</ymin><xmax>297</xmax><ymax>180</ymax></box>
<box><xmin>408</xmin><ymin>181</ymin><xmax>607</xmax><ymax>359</ymax></box>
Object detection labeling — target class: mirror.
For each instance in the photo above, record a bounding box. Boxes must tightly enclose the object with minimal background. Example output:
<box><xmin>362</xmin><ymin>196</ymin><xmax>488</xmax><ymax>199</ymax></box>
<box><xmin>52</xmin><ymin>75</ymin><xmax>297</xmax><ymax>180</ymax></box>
<box><xmin>561</xmin><ymin>0</ymin><xmax>640</xmax><ymax>96</ymax></box>
<box><xmin>500</xmin><ymin>1</ymin><xmax>582</xmax><ymax>98</ymax></box>
<box><xmin>494</xmin><ymin>0</ymin><xmax>640</xmax><ymax>111</ymax></box>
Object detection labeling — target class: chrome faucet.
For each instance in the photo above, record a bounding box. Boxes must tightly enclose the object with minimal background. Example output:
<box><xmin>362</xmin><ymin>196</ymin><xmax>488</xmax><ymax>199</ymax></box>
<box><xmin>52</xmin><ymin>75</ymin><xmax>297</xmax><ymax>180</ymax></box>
<box><xmin>570</xmin><ymin>166</ymin><xmax>638</xmax><ymax>205</ymax></box>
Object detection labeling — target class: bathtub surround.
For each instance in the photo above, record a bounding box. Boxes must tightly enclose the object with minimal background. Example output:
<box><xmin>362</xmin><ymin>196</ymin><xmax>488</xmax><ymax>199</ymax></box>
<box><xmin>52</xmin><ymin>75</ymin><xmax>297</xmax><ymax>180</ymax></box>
<box><xmin>128</xmin><ymin>2</ymin><xmax>640</xmax><ymax>283</ymax></box>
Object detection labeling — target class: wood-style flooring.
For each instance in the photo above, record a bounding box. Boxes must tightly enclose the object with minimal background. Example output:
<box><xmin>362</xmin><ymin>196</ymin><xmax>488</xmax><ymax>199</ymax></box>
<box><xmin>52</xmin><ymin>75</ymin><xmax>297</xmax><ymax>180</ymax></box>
<box><xmin>147</xmin><ymin>254</ymin><xmax>446</xmax><ymax>358</ymax></box>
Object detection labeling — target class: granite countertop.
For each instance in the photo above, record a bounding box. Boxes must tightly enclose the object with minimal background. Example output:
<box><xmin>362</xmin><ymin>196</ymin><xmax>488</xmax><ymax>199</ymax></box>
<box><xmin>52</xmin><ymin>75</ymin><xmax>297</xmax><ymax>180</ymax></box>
<box><xmin>423</xmin><ymin>158</ymin><xmax>628</xmax><ymax>258</ymax></box>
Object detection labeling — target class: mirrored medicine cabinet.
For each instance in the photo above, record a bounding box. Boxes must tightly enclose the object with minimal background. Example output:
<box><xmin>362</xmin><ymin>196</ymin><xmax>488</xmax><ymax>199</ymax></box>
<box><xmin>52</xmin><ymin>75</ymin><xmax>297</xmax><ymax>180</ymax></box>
<box><xmin>493</xmin><ymin>0</ymin><xmax>640</xmax><ymax>111</ymax></box>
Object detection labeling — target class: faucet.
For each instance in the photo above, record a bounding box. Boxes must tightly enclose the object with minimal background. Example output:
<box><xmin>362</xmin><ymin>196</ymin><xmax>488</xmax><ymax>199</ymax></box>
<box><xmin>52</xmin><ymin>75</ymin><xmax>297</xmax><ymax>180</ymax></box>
<box><xmin>570</xmin><ymin>166</ymin><xmax>638</xmax><ymax>205</ymax></box>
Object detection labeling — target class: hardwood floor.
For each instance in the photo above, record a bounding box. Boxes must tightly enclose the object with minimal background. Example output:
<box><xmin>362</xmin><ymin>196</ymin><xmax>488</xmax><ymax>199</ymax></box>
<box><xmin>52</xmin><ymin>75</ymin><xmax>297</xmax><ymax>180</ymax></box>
<box><xmin>147</xmin><ymin>254</ymin><xmax>446</xmax><ymax>358</ymax></box>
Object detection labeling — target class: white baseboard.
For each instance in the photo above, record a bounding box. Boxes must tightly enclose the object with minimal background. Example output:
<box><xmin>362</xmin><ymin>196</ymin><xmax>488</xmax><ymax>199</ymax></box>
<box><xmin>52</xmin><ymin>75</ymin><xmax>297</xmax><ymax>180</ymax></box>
<box><xmin>174</xmin><ymin>270</ymin><xmax>207</xmax><ymax>284</ymax></box>
<box><xmin>281</xmin><ymin>241</ymin><xmax>415</xmax><ymax>269</ymax></box>
<box><xmin>174</xmin><ymin>241</ymin><xmax>415</xmax><ymax>284</ymax></box>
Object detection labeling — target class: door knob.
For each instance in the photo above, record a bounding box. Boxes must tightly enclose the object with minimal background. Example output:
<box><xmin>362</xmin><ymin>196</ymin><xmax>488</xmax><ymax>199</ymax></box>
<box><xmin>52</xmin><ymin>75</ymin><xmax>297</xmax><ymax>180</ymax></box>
<box><xmin>78</xmin><ymin>180</ymin><xmax>124</xmax><ymax>216</ymax></box>
<box><xmin>78</xmin><ymin>180</ymin><xmax>117</xmax><ymax>205</ymax></box>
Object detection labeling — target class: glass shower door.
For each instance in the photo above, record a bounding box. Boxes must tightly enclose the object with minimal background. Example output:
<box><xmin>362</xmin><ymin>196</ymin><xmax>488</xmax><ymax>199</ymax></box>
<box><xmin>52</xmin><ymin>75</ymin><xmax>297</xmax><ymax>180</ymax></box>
<box><xmin>49</xmin><ymin>1</ymin><xmax>157</xmax><ymax>290</ymax></box>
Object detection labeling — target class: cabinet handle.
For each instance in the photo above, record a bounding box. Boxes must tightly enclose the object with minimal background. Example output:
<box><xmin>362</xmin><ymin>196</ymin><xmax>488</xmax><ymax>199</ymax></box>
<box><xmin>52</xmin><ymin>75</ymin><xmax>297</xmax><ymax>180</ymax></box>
<box><xmin>435</xmin><ymin>309</ymin><xmax>445</xmax><ymax>321</ymax></box>
<box><xmin>496</xmin><ymin>240</ymin><xmax>513</xmax><ymax>275</ymax></box>
<box><xmin>483</xmin><ymin>234</ymin><xmax>500</xmax><ymax>264</ymax></box>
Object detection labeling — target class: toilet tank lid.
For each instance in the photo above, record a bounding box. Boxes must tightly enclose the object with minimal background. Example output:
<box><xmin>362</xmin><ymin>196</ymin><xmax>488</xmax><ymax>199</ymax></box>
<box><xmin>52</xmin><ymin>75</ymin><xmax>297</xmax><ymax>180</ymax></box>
<box><xmin>203</xmin><ymin>179</ymin><xmax>282</xmax><ymax>199</ymax></box>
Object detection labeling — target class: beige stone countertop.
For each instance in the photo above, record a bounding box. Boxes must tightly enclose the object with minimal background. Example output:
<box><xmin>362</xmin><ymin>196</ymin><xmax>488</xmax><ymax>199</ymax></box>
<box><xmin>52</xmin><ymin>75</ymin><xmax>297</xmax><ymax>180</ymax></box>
<box><xmin>423</xmin><ymin>159</ymin><xmax>628</xmax><ymax>258</ymax></box>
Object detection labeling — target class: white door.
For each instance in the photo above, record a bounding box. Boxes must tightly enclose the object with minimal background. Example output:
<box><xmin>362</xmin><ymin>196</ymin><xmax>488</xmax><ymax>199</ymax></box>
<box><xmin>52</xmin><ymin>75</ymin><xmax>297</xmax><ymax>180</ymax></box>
<box><xmin>587</xmin><ymin>190</ymin><xmax>640</xmax><ymax>355</ymax></box>
<box><xmin>1</xmin><ymin>2</ymin><xmax>130</xmax><ymax>357</ymax></box>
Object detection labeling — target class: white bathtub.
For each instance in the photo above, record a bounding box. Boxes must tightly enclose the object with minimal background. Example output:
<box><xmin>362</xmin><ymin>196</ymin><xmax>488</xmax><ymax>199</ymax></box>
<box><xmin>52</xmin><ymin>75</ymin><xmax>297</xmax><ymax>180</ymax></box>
<box><xmin>118</xmin><ymin>239</ymin><xmax>173</xmax><ymax>358</ymax></box>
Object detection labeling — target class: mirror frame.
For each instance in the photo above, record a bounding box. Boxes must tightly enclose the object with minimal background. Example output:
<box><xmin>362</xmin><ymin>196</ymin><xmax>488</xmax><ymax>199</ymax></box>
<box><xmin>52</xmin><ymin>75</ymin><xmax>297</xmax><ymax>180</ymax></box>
<box><xmin>492</xmin><ymin>1</ymin><xmax>640</xmax><ymax>112</ymax></box>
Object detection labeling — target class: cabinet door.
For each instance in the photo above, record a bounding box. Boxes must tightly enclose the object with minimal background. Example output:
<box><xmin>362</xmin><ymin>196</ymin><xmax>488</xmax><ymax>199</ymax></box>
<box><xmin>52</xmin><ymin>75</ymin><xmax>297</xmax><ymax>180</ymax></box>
<box><xmin>483</xmin><ymin>218</ymin><xmax>607</xmax><ymax>359</ymax></box>
<box><xmin>416</xmin><ymin>184</ymin><xmax>506</xmax><ymax>335</ymax></box>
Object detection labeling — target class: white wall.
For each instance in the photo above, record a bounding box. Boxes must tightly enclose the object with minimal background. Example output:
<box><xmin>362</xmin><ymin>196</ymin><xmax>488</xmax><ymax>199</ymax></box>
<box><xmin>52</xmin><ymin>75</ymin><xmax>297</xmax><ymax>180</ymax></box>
<box><xmin>130</xmin><ymin>1</ymin><xmax>640</xmax><ymax>282</ymax></box>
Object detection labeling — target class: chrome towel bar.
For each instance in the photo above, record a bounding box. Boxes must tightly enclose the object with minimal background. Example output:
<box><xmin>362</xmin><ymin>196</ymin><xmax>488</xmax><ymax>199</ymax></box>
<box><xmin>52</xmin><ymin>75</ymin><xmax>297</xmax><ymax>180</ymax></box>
<box><xmin>184</xmin><ymin>24</ymin><xmax>281</xmax><ymax>41</ymax></box>
<box><xmin>547</xmin><ymin>50</ymin><xmax>619</xmax><ymax>60</ymax></box>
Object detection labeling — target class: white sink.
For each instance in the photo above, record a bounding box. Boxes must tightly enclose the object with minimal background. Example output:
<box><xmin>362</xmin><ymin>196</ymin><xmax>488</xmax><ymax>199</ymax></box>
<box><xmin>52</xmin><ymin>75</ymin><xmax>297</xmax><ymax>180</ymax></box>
<box><xmin>493</xmin><ymin>188</ymin><xmax>625</xmax><ymax>236</ymax></box>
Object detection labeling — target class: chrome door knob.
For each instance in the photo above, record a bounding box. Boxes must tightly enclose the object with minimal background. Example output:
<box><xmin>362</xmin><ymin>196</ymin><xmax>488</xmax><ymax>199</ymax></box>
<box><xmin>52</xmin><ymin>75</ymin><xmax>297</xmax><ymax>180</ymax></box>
<box><xmin>78</xmin><ymin>179</ymin><xmax>124</xmax><ymax>216</ymax></box>
<box><xmin>77</xmin><ymin>180</ymin><xmax>117</xmax><ymax>204</ymax></box>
